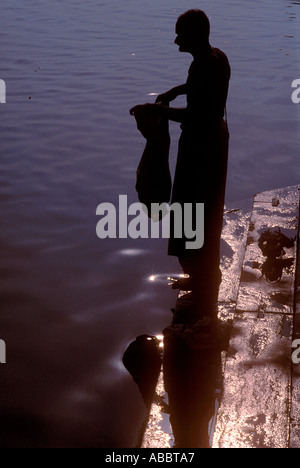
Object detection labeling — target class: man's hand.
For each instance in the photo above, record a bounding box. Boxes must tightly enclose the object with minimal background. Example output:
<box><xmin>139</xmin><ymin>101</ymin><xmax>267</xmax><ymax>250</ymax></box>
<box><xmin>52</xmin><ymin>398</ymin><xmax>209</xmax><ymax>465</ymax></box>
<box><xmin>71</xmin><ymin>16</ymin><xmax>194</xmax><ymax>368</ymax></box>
<box><xmin>130</xmin><ymin>102</ymin><xmax>187</xmax><ymax>125</ymax></box>
<box><xmin>130</xmin><ymin>103</ymin><xmax>161</xmax><ymax>116</ymax></box>
<box><xmin>129</xmin><ymin>103</ymin><xmax>164</xmax><ymax>139</ymax></box>
<box><xmin>155</xmin><ymin>85</ymin><xmax>187</xmax><ymax>105</ymax></box>
<box><xmin>155</xmin><ymin>92</ymin><xmax>172</xmax><ymax>106</ymax></box>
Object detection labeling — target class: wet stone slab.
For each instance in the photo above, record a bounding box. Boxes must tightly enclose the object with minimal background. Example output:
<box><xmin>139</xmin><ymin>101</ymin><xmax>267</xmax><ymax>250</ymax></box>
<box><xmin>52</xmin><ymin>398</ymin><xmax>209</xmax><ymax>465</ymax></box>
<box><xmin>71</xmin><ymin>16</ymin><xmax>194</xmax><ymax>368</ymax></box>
<box><xmin>290</xmin><ymin>217</ymin><xmax>300</xmax><ymax>449</ymax></box>
<box><xmin>214</xmin><ymin>185</ymin><xmax>300</xmax><ymax>449</ymax></box>
<box><xmin>236</xmin><ymin>190</ymin><xmax>298</xmax><ymax>315</ymax></box>
<box><xmin>254</xmin><ymin>186</ymin><xmax>299</xmax><ymax>206</ymax></box>
<box><xmin>219</xmin><ymin>204</ymin><xmax>252</xmax><ymax>304</ymax></box>
<box><xmin>213</xmin><ymin>312</ymin><xmax>293</xmax><ymax>448</ymax></box>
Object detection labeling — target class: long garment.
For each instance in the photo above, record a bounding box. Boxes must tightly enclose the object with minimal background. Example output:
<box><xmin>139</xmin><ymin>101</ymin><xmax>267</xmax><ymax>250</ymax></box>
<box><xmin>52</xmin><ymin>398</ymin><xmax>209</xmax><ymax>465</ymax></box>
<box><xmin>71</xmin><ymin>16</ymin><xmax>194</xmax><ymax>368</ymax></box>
<box><xmin>168</xmin><ymin>47</ymin><xmax>231</xmax><ymax>315</ymax></box>
<box><xmin>169</xmin><ymin>121</ymin><xmax>229</xmax><ymax>258</ymax></box>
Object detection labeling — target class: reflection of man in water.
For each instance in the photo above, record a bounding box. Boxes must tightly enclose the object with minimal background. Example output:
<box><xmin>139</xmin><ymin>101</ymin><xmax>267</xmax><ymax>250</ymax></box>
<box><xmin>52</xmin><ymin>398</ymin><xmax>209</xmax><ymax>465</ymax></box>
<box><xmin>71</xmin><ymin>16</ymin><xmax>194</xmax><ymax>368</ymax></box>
<box><xmin>133</xmin><ymin>10</ymin><xmax>230</xmax><ymax>321</ymax></box>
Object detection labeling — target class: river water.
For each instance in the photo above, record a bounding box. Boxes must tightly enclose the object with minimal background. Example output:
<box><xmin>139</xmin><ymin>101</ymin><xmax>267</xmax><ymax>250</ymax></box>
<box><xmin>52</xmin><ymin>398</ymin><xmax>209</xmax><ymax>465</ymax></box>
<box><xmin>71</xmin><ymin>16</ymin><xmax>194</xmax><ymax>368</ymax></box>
<box><xmin>0</xmin><ymin>0</ymin><xmax>299</xmax><ymax>447</ymax></box>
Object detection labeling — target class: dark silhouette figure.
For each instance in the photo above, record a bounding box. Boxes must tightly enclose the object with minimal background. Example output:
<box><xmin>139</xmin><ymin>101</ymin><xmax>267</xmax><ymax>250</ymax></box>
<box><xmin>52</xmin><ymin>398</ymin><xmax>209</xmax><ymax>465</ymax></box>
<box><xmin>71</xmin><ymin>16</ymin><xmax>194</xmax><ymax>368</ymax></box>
<box><xmin>131</xmin><ymin>10</ymin><xmax>231</xmax><ymax>321</ymax></box>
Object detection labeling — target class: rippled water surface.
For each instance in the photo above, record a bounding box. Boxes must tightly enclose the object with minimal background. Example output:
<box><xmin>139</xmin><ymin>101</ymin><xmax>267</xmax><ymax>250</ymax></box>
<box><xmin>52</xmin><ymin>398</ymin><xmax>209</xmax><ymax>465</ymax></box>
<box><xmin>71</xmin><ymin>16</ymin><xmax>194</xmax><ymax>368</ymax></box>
<box><xmin>0</xmin><ymin>0</ymin><xmax>299</xmax><ymax>447</ymax></box>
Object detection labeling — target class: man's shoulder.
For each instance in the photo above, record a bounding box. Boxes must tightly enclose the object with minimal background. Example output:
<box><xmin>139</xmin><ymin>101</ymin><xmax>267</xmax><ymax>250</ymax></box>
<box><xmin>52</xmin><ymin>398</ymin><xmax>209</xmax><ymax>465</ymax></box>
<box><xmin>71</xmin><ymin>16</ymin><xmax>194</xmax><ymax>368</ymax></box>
<box><xmin>211</xmin><ymin>47</ymin><xmax>231</xmax><ymax>75</ymax></box>
<box><xmin>211</xmin><ymin>47</ymin><xmax>229</xmax><ymax>64</ymax></box>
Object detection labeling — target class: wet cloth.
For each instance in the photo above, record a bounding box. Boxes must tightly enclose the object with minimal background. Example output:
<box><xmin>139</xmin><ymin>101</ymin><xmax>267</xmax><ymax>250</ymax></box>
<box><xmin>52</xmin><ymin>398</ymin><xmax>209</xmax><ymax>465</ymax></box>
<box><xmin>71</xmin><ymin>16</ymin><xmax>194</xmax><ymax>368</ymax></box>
<box><xmin>133</xmin><ymin>106</ymin><xmax>172</xmax><ymax>214</ymax></box>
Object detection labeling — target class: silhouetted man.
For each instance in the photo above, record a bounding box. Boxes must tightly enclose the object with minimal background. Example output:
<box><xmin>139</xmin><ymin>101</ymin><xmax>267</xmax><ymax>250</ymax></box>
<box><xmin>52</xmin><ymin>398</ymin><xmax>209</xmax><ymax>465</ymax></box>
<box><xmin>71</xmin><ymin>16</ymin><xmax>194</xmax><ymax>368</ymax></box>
<box><xmin>131</xmin><ymin>10</ymin><xmax>230</xmax><ymax>321</ymax></box>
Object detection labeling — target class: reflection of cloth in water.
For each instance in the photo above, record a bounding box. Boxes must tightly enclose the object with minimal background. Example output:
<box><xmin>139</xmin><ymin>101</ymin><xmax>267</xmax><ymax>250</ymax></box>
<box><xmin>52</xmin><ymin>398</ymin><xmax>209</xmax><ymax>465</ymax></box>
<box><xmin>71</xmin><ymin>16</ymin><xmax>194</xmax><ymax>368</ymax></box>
<box><xmin>133</xmin><ymin>106</ymin><xmax>172</xmax><ymax>213</ymax></box>
<box><xmin>122</xmin><ymin>335</ymin><xmax>162</xmax><ymax>408</ymax></box>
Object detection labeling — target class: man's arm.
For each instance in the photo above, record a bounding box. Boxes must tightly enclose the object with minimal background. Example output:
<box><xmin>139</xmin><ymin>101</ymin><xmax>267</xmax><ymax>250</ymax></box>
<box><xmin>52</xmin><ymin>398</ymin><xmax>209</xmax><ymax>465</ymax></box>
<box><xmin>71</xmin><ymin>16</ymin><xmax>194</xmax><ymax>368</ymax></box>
<box><xmin>155</xmin><ymin>84</ymin><xmax>187</xmax><ymax>104</ymax></box>
<box><xmin>157</xmin><ymin>105</ymin><xmax>188</xmax><ymax>124</ymax></box>
<box><xmin>167</xmin><ymin>84</ymin><xmax>187</xmax><ymax>98</ymax></box>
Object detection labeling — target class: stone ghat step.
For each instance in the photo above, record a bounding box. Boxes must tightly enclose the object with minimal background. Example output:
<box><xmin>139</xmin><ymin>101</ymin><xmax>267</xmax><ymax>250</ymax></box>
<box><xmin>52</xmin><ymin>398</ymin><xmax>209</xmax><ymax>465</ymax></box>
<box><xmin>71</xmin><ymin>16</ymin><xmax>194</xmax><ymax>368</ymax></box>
<box><xmin>213</xmin><ymin>185</ymin><xmax>300</xmax><ymax>449</ymax></box>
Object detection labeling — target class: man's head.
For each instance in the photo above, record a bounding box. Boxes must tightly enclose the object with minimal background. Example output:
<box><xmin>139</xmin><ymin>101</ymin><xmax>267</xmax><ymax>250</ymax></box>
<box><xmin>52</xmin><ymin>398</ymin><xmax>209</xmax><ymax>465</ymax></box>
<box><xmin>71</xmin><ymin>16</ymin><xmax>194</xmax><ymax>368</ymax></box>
<box><xmin>175</xmin><ymin>10</ymin><xmax>210</xmax><ymax>54</ymax></box>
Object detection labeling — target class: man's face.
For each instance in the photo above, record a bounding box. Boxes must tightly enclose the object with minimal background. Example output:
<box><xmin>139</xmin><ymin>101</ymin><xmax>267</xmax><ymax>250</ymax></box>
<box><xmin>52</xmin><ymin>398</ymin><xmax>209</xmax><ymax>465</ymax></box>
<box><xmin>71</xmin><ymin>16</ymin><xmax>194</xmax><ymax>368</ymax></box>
<box><xmin>174</xmin><ymin>24</ymin><xmax>192</xmax><ymax>53</ymax></box>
